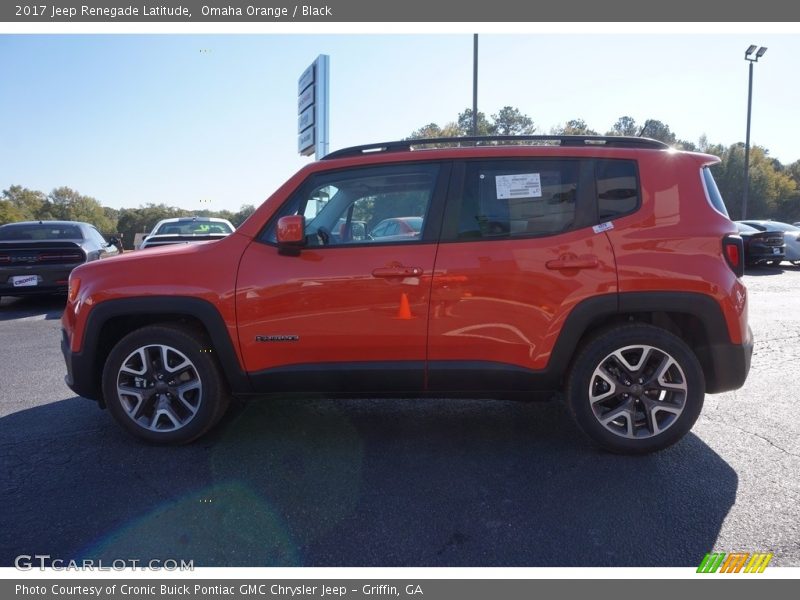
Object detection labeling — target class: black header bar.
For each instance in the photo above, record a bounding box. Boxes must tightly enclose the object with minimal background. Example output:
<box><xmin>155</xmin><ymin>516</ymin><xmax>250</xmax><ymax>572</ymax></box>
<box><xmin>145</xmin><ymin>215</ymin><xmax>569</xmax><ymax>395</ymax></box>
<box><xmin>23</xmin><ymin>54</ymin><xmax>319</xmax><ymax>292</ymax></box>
<box><xmin>2</xmin><ymin>1</ymin><xmax>800</xmax><ymax>22</ymax></box>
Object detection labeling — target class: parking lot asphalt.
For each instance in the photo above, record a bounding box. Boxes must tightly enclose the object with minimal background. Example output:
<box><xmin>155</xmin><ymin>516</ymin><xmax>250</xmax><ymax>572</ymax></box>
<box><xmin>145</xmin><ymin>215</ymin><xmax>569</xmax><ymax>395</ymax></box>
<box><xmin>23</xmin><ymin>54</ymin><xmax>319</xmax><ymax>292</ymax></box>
<box><xmin>1</xmin><ymin>267</ymin><xmax>799</xmax><ymax>567</ymax></box>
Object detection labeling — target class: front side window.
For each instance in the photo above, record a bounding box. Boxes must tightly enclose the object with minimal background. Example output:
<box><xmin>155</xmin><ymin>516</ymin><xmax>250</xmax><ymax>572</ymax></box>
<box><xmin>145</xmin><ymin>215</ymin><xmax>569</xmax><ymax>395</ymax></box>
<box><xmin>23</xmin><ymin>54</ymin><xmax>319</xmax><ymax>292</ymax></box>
<box><xmin>455</xmin><ymin>160</ymin><xmax>580</xmax><ymax>239</ymax></box>
<box><xmin>264</xmin><ymin>163</ymin><xmax>440</xmax><ymax>246</ymax></box>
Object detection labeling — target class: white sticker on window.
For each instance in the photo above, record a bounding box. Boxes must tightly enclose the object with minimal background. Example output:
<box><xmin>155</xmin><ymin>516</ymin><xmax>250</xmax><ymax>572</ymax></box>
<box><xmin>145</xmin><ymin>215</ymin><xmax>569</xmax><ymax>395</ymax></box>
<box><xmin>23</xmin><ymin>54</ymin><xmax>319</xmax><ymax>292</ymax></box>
<box><xmin>592</xmin><ymin>222</ymin><xmax>614</xmax><ymax>234</ymax></box>
<box><xmin>495</xmin><ymin>173</ymin><xmax>542</xmax><ymax>199</ymax></box>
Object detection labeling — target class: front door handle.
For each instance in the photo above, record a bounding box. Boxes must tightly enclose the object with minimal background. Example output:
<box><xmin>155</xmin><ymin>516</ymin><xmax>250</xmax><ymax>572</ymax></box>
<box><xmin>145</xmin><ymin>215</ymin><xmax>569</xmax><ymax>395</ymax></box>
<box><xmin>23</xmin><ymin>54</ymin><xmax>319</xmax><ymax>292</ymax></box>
<box><xmin>372</xmin><ymin>266</ymin><xmax>423</xmax><ymax>278</ymax></box>
<box><xmin>545</xmin><ymin>254</ymin><xmax>599</xmax><ymax>270</ymax></box>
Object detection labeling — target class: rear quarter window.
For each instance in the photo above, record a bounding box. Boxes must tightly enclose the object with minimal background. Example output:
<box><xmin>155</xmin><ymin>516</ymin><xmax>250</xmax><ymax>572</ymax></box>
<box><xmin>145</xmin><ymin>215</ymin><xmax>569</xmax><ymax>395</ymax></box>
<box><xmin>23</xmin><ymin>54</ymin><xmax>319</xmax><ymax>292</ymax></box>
<box><xmin>702</xmin><ymin>167</ymin><xmax>730</xmax><ymax>217</ymax></box>
<box><xmin>595</xmin><ymin>159</ymin><xmax>640</xmax><ymax>220</ymax></box>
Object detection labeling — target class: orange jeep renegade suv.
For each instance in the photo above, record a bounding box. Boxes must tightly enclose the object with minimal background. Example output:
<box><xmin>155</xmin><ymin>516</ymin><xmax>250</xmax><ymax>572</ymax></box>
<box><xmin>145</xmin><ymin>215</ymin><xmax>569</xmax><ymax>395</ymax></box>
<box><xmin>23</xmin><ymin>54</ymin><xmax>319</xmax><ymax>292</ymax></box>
<box><xmin>61</xmin><ymin>136</ymin><xmax>752</xmax><ymax>454</ymax></box>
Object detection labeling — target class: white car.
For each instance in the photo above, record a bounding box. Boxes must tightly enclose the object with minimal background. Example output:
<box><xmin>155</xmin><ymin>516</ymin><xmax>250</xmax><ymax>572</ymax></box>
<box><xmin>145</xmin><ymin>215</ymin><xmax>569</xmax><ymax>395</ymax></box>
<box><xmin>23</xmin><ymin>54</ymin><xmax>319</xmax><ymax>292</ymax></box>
<box><xmin>139</xmin><ymin>217</ymin><xmax>235</xmax><ymax>250</ymax></box>
<box><xmin>740</xmin><ymin>220</ymin><xmax>800</xmax><ymax>266</ymax></box>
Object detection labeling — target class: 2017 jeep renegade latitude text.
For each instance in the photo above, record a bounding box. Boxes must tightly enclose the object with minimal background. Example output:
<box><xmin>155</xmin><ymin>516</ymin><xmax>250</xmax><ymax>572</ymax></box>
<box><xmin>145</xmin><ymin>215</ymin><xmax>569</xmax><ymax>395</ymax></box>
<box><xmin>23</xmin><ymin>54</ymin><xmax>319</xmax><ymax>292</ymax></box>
<box><xmin>61</xmin><ymin>136</ymin><xmax>753</xmax><ymax>454</ymax></box>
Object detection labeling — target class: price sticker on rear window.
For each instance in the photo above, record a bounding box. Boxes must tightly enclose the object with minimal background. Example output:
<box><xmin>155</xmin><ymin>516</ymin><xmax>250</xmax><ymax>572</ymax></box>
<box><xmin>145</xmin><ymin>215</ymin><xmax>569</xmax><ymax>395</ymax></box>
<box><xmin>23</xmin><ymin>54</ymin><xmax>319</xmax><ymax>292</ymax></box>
<box><xmin>495</xmin><ymin>173</ymin><xmax>542</xmax><ymax>199</ymax></box>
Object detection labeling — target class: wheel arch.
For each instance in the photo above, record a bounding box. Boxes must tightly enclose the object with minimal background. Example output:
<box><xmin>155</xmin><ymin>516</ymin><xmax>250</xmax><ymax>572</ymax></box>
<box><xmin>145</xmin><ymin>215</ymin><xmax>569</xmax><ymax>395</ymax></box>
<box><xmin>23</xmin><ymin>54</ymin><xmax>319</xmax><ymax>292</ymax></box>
<box><xmin>551</xmin><ymin>292</ymin><xmax>736</xmax><ymax>393</ymax></box>
<box><xmin>78</xmin><ymin>297</ymin><xmax>251</xmax><ymax>406</ymax></box>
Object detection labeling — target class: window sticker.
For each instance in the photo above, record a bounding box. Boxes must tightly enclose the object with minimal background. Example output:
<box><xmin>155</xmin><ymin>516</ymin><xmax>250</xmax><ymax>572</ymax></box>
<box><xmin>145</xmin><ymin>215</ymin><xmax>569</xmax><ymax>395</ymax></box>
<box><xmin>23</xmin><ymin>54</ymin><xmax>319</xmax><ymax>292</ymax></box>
<box><xmin>593</xmin><ymin>221</ymin><xmax>614</xmax><ymax>234</ymax></box>
<box><xmin>495</xmin><ymin>173</ymin><xmax>542</xmax><ymax>200</ymax></box>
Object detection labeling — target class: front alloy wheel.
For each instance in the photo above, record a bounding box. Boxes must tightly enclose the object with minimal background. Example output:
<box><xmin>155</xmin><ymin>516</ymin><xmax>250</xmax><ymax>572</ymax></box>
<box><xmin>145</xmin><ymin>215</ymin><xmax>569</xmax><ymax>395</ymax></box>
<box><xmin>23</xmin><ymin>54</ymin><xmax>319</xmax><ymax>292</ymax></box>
<box><xmin>102</xmin><ymin>325</ymin><xmax>230</xmax><ymax>444</ymax></box>
<box><xmin>116</xmin><ymin>344</ymin><xmax>202</xmax><ymax>433</ymax></box>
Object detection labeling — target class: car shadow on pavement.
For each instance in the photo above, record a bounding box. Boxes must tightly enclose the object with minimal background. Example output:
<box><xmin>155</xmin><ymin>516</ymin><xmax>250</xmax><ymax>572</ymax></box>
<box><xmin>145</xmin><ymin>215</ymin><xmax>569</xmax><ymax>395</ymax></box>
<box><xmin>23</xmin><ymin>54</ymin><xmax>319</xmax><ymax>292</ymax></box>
<box><xmin>0</xmin><ymin>295</ymin><xmax>65</xmax><ymax>321</ymax></box>
<box><xmin>0</xmin><ymin>396</ymin><xmax>737</xmax><ymax>568</ymax></box>
<box><xmin>744</xmin><ymin>266</ymin><xmax>786</xmax><ymax>276</ymax></box>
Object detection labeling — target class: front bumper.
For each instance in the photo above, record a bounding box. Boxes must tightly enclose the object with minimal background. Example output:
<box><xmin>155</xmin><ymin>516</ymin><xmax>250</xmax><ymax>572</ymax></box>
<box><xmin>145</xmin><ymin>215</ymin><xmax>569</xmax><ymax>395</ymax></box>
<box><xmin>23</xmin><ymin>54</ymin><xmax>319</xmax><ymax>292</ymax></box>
<box><xmin>61</xmin><ymin>328</ymin><xmax>103</xmax><ymax>405</ymax></box>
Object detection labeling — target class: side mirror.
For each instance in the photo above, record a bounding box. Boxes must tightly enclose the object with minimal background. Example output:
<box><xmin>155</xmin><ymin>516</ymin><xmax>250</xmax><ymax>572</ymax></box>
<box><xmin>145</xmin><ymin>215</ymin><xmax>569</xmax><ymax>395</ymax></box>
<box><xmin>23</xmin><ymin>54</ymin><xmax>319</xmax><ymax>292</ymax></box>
<box><xmin>276</xmin><ymin>215</ymin><xmax>306</xmax><ymax>255</ymax></box>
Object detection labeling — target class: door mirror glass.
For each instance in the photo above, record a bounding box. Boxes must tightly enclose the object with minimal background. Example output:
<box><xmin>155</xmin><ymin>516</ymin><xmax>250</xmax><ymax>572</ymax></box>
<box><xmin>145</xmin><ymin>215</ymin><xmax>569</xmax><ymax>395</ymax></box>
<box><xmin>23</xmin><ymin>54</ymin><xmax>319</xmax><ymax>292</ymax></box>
<box><xmin>276</xmin><ymin>215</ymin><xmax>306</xmax><ymax>253</ymax></box>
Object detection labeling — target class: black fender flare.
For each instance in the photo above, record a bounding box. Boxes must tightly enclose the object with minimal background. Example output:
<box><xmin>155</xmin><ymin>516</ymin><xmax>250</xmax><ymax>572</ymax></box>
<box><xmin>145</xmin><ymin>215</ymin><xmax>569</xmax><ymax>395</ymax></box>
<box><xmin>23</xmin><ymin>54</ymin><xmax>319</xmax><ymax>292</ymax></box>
<box><xmin>72</xmin><ymin>296</ymin><xmax>252</xmax><ymax>403</ymax></box>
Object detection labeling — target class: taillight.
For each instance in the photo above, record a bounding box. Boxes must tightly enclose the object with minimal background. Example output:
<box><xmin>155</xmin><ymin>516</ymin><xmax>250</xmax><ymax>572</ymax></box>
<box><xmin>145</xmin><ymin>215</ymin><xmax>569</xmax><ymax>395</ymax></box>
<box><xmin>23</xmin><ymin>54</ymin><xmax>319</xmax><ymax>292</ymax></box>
<box><xmin>38</xmin><ymin>252</ymin><xmax>84</xmax><ymax>262</ymax></box>
<box><xmin>722</xmin><ymin>235</ymin><xmax>745</xmax><ymax>277</ymax></box>
<box><xmin>0</xmin><ymin>254</ymin><xmax>9</xmax><ymax>263</ymax></box>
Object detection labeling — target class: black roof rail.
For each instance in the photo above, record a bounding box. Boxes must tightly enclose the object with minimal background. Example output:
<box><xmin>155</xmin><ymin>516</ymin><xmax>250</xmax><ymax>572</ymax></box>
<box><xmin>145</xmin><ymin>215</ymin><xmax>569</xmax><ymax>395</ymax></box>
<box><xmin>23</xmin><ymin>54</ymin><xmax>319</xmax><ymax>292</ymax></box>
<box><xmin>322</xmin><ymin>135</ymin><xmax>670</xmax><ymax>160</ymax></box>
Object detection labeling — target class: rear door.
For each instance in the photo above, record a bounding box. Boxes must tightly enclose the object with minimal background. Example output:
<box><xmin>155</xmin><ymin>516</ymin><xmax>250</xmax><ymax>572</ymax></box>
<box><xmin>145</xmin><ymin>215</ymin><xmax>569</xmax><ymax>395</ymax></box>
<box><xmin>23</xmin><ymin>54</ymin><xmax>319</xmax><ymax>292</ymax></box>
<box><xmin>427</xmin><ymin>157</ymin><xmax>622</xmax><ymax>391</ymax></box>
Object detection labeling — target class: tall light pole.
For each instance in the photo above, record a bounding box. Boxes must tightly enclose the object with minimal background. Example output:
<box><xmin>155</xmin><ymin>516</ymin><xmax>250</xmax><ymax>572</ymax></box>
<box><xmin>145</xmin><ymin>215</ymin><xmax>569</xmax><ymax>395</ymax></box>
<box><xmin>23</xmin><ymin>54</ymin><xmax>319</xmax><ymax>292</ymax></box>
<box><xmin>472</xmin><ymin>34</ymin><xmax>478</xmax><ymax>136</ymax></box>
<box><xmin>743</xmin><ymin>44</ymin><xmax>767</xmax><ymax>220</ymax></box>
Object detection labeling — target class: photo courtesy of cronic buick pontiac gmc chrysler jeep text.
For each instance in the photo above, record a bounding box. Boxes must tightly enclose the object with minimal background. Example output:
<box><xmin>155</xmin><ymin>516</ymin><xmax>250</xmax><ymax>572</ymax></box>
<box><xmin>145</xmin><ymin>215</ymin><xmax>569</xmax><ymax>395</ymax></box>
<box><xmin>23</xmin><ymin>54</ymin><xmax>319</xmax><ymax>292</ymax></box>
<box><xmin>60</xmin><ymin>136</ymin><xmax>753</xmax><ymax>454</ymax></box>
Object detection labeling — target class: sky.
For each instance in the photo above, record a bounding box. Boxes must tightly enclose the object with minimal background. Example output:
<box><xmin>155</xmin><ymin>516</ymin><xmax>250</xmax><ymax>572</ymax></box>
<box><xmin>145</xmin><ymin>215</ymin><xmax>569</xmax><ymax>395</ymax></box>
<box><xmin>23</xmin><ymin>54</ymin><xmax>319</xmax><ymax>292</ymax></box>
<box><xmin>1</xmin><ymin>30</ymin><xmax>799</xmax><ymax>213</ymax></box>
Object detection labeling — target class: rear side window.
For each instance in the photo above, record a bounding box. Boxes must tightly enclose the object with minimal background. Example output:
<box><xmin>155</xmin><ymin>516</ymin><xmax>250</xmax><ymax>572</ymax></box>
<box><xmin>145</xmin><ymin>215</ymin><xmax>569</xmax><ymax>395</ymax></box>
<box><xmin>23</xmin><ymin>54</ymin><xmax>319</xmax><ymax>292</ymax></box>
<box><xmin>702</xmin><ymin>167</ymin><xmax>730</xmax><ymax>217</ymax></box>
<box><xmin>455</xmin><ymin>160</ymin><xmax>579</xmax><ymax>239</ymax></box>
<box><xmin>595</xmin><ymin>159</ymin><xmax>640</xmax><ymax>220</ymax></box>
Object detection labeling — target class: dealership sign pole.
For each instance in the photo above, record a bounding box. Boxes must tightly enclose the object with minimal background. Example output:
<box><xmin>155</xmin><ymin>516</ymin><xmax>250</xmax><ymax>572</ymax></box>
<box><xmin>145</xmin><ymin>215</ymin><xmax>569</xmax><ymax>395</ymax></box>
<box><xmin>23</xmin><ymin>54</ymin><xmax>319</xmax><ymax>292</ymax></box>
<box><xmin>298</xmin><ymin>54</ymin><xmax>330</xmax><ymax>160</ymax></box>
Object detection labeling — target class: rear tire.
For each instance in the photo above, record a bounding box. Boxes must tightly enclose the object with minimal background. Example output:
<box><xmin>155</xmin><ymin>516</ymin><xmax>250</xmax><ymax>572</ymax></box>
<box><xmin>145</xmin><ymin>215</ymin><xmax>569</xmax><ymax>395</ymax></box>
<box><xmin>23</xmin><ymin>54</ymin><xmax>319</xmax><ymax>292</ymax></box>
<box><xmin>565</xmin><ymin>324</ymin><xmax>704</xmax><ymax>455</ymax></box>
<box><xmin>101</xmin><ymin>324</ymin><xmax>230</xmax><ymax>444</ymax></box>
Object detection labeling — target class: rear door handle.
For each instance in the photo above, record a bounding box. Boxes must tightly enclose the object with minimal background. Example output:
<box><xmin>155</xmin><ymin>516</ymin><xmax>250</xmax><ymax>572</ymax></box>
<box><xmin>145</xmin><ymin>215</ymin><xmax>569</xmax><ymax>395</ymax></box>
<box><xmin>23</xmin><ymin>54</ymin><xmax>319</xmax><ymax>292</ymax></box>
<box><xmin>545</xmin><ymin>255</ymin><xmax>599</xmax><ymax>270</ymax></box>
<box><xmin>372</xmin><ymin>266</ymin><xmax>423</xmax><ymax>278</ymax></box>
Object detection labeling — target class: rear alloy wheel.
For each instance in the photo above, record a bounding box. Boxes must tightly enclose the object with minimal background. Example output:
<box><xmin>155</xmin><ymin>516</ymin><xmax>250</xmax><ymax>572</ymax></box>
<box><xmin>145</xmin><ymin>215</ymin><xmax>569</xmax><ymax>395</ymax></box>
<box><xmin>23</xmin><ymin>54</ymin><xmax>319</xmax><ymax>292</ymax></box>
<box><xmin>102</xmin><ymin>325</ymin><xmax>230</xmax><ymax>444</ymax></box>
<box><xmin>566</xmin><ymin>324</ymin><xmax>704</xmax><ymax>454</ymax></box>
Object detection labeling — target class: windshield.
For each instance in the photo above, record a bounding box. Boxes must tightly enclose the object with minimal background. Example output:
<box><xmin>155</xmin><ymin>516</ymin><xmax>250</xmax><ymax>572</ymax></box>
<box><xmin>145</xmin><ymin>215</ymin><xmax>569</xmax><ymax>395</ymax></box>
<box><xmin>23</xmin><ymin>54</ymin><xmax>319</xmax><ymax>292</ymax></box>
<box><xmin>736</xmin><ymin>223</ymin><xmax>758</xmax><ymax>233</ymax></box>
<box><xmin>0</xmin><ymin>223</ymin><xmax>83</xmax><ymax>241</ymax></box>
<box><xmin>154</xmin><ymin>221</ymin><xmax>233</xmax><ymax>235</ymax></box>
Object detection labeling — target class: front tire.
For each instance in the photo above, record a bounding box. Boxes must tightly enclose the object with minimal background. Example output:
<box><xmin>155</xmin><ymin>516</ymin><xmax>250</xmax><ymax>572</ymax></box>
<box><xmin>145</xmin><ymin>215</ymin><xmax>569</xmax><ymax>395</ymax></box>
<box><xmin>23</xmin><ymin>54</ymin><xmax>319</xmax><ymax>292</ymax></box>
<box><xmin>565</xmin><ymin>324</ymin><xmax>704</xmax><ymax>454</ymax></box>
<box><xmin>101</xmin><ymin>324</ymin><xmax>230</xmax><ymax>444</ymax></box>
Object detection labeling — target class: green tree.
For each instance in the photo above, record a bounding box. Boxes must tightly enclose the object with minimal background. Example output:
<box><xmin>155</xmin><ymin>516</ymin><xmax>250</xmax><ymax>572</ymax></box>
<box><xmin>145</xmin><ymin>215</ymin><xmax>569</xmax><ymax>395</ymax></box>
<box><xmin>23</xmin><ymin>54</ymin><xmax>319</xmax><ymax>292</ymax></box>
<box><xmin>47</xmin><ymin>186</ymin><xmax>116</xmax><ymax>233</ymax></box>
<box><xmin>709</xmin><ymin>143</ymin><xmax>796</xmax><ymax>220</ymax></box>
<box><xmin>786</xmin><ymin>160</ymin><xmax>800</xmax><ymax>186</ymax></box>
<box><xmin>607</xmin><ymin>116</ymin><xmax>639</xmax><ymax>137</ymax></box>
<box><xmin>116</xmin><ymin>204</ymin><xmax>186</xmax><ymax>249</ymax></box>
<box><xmin>638</xmin><ymin>119</ymin><xmax>677</xmax><ymax>145</ymax></box>
<box><xmin>490</xmin><ymin>106</ymin><xmax>535</xmax><ymax>136</ymax></box>
<box><xmin>456</xmin><ymin>109</ymin><xmax>492</xmax><ymax>136</ymax></box>
<box><xmin>232</xmin><ymin>204</ymin><xmax>256</xmax><ymax>227</ymax></box>
<box><xmin>0</xmin><ymin>199</ymin><xmax>26</xmax><ymax>224</ymax></box>
<box><xmin>552</xmin><ymin>118</ymin><xmax>598</xmax><ymax>135</ymax></box>
<box><xmin>1</xmin><ymin>185</ymin><xmax>48</xmax><ymax>222</ymax></box>
<box><xmin>410</xmin><ymin>106</ymin><xmax>535</xmax><ymax>142</ymax></box>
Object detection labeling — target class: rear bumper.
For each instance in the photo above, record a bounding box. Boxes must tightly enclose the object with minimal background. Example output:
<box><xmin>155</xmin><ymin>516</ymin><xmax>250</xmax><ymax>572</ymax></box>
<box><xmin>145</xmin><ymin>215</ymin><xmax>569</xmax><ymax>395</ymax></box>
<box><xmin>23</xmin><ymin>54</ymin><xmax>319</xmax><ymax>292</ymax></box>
<box><xmin>61</xmin><ymin>329</ymin><xmax>103</xmax><ymax>405</ymax></box>
<box><xmin>0</xmin><ymin>264</ymin><xmax>74</xmax><ymax>295</ymax></box>
<box><xmin>746</xmin><ymin>245</ymin><xmax>785</xmax><ymax>264</ymax></box>
<box><xmin>704</xmin><ymin>326</ymin><xmax>754</xmax><ymax>394</ymax></box>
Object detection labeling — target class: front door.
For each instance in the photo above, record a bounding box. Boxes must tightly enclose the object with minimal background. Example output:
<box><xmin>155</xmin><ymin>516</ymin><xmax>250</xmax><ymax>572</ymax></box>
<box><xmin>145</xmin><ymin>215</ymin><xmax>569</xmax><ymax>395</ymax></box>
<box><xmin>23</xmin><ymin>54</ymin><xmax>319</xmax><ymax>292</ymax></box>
<box><xmin>236</xmin><ymin>161</ymin><xmax>448</xmax><ymax>394</ymax></box>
